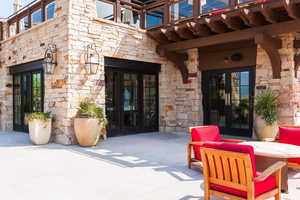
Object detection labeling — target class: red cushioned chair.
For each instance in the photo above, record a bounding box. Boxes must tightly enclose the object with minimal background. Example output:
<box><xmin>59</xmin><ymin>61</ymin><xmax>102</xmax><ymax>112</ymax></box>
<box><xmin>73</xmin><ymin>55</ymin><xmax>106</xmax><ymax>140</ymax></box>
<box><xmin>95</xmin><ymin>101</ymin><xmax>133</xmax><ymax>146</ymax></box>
<box><xmin>187</xmin><ymin>126</ymin><xmax>246</xmax><ymax>170</ymax></box>
<box><xmin>200</xmin><ymin>142</ymin><xmax>285</xmax><ymax>200</ymax></box>
<box><xmin>278</xmin><ymin>126</ymin><xmax>300</xmax><ymax>169</ymax></box>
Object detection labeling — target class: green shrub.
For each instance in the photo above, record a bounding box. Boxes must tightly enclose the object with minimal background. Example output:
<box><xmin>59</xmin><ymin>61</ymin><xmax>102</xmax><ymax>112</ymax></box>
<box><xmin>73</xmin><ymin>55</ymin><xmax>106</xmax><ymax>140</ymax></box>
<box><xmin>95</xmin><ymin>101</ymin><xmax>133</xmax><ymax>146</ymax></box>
<box><xmin>77</xmin><ymin>99</ymin><xmax>107</xmax><ymax>125</ymax></box>
<box><xmin>255</xmin><ymin>89</ymin><xmax>279</xmax><ymax>125</ymax></box>
<box><xmin>27</xmin><ymin>112</ymin><xmax>51</xmax><ymax>122</ymax></box>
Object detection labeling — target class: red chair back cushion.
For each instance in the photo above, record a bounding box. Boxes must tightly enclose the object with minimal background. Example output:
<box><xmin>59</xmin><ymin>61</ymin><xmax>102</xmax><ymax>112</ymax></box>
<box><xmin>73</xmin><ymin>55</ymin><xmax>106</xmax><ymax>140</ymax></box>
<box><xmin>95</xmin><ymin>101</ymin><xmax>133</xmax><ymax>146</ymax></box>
<box><xmin>190</xmin><ymin>126</ymin><xmax>221</xmax><ymax>160</ymax></box>
<box><xmin>279</xmin><ymin>126</ymin><xmax>300</xmax><ymax>146</ymax></box>
<box><xmin>202</xmin><ymin>142</ymin><xmax>257</xmax><ymax>176</ymax></box>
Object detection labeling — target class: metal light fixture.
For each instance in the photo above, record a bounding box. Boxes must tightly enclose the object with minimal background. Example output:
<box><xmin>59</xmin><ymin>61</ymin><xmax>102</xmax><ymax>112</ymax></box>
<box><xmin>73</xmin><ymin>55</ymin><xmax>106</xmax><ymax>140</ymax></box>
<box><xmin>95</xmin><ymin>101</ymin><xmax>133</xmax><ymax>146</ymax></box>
<box><xmin>84</xmin><ymin>44</ymin><xmax>100</xmax><ymax>75</ymax></box>
<box><xmin>43</xmin><ymin>44</ymin><xmax>57</xmax><ymax>74</ymax></box>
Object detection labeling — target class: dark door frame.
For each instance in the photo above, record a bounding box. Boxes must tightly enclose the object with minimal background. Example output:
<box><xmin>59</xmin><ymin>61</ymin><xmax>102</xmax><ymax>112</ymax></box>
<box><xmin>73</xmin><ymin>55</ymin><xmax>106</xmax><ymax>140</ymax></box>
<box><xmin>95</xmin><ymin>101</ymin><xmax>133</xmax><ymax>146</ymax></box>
<box><xmin>104</xmin><ymin>57</ymin><xmax>161</xmax><ymax>136</ymax></box>
<box><xmin>10</xmin><ymin>60</ymin><xmax>44</xmax><ymax>132</ymax></box>
<box><xmin>202</xmin><ymin>66</ymin><xmax>256</xmax><ymax>137</ymax></box>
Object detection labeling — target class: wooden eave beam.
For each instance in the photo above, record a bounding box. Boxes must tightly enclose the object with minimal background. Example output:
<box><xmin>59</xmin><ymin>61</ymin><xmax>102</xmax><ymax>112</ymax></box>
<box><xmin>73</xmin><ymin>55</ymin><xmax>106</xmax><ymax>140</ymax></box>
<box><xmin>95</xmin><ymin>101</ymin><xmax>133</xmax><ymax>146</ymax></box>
<box><xmin>157</xmin><ymin>47</ymin><xmax>189</xmax><ymax>83</ymax></box>
<box><xmin>158</xmin><ymin>19</ymin><xmax>300</xmax><ymax>52</ymax></box>
<box><xmin>174</xmin><ymin>24</ymin><xmax>195</xmax><ymax>40</ymax></box>
<box><xmin>255</xmin><ymin>33</ymin><xmax>282</xmax><ymax>79</ymax></box>
<box><xmin>161</xmin><ymin>28</ymin><xmax>182</xmax><ymax>42</ymax></box>
<box><xmin>284</xmin><ymin>0</ymin><xmax>300</xmax><ymax>19</ymax></box>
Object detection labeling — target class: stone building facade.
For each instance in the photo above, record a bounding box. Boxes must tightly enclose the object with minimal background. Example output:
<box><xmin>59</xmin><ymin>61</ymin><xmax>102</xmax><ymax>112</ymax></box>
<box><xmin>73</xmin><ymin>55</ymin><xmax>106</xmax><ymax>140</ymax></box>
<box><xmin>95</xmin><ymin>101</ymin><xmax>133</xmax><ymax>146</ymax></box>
<box><xmin>0</xmin><ymin>0</ymin><xmax>300</xmax><ymax>144</ymax></box>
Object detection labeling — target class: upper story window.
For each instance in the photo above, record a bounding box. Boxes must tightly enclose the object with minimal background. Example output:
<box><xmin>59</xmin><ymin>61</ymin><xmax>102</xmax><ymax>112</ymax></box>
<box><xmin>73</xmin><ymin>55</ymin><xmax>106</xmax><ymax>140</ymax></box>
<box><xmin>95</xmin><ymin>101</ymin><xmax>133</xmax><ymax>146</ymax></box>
<box><xmin>20</xmin><ymin>16</ymin><xmax>29</xmax><ymax>33</ymax></box>
<box><xmin>96</xmin><ymin>0</ymin><xmax>114</xmax><ymax>21</ymax></box>
<box><xmin>201</xmin><ymin>0</ymin><xmax>229</xmax><ymax>14</ymax></box>
<box><xmin>46</xmin><ymin>1</ymin><xmax>56</xmax><ymax>20</ymax></box>
<box><xmin>9</xmin><ymin>22</ymin><xmax>17</xmax><ymax>37</ymax></box>
<box><xmin>31</xmin><ymin>8</ymin><xmax>42</xmax><ymax>26</ymax></box>
<box><xmin>146</xmin><ymin>7</ymin><xmax>164</xmax><ymax>28</ymax></box>
<box><xmin>121</xmin><ymin>7</ymin><xmax>140</xmax><ymax>28</ymax></box>
<box><xmin>170</xmin><ymin>0</ymin><xmax>193</xmax><ymax>22</ymax></box>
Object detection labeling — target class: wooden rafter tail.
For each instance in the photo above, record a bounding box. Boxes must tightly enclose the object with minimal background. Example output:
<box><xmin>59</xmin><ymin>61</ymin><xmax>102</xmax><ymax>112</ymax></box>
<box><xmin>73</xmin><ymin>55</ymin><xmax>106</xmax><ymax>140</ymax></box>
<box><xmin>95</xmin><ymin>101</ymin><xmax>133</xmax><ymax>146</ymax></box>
<box><xmin>161</xmin><ymin>28</ymin><xmax>182</xmax><ymax>42</ymax></box>
<box><xmin>220</xmin><ymin>14</ymin><xmax>244</xmax><ymax>30</ymax></box>
<box><xmin>174</xmin><ymin>24</ymin><xmax>195</xmax><ymax>40</ymax></box>
<box><xmin>203</xmin><ymin>17</ymin><xmax>228</xmax><ymax>33</ymax></box>
<box><xmin>259</xmin><ymin>4</ymin><xmax>279</xmax><ymax>24</ymax></box>
<box><xmin>186</xmin><ymin>21</ymin><xmax>211</xmax><ymax>37</ymax></box>
<box><xmin>294</xmin><ymin>54</ymin><xmax>300</xmax><ymax>77</ymax></box>
<box><xmin>147</xmin><ymin>30</ymin><xmax>170</xmax><ymax>45</ymax></box>
<box><xmin>240</xmin><ymin>8</ymin><xmax>266</xmax><ymax>27</ymax></box>
<box><xmin>255</xmin><ymin>33</ymin><xmax>282</xmax><ymax>79</ymax></box>
<box><xmin>284</xmin><ymin>0</ymin><xmax>300</xmax><ymax>19</ymax></box>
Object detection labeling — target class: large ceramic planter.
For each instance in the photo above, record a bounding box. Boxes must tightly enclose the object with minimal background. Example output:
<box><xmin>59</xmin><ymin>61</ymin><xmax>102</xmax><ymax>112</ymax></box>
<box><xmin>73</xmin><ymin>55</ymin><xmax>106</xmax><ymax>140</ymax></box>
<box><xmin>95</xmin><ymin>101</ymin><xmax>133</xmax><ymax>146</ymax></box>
<box><xmin>74</xmin><ymin>118</ymin><xmax>100</xmax><ymax>147</ymax></box>
<box><xmin>28</xmin><ymin>119</ymin><xmax>52</xmax><ymax>145</ymax></box>
<box><xmin>254</xmin><ymin>115</ymin><xmax>278</xmax><ymax>141</ymax></box>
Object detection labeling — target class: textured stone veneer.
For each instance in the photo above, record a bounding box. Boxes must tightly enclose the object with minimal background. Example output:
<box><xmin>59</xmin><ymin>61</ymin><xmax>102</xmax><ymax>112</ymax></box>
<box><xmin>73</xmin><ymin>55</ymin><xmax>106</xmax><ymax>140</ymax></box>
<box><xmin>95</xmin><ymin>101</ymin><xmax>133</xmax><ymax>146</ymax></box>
<box><xmin>0</xmin><ymin>0</ymin><xmax>300</xmax><ymax>144</ymax></box>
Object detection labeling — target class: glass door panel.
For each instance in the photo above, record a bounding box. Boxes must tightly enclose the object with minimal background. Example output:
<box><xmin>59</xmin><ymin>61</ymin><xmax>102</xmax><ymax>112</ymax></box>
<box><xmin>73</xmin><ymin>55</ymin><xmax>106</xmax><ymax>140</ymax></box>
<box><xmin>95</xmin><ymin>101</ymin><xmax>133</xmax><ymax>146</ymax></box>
<box><xmin>143</xmin><ymin>75</ymin><xmax>158</xmax><ymax>130</ymax></box>
<box><xmin>13</xmin><ymin>71</ymin><xmax>44</xmax><ymax>132</ymax></box>
<box><xmin>123</xmin><ymin>73</ymin><xmax>139</xmax><ymax>129</ymax></box>
<box><xmin>208</xmin><ymin>73</ymin><xmax>226</xmax><ymax>128</ymax></box>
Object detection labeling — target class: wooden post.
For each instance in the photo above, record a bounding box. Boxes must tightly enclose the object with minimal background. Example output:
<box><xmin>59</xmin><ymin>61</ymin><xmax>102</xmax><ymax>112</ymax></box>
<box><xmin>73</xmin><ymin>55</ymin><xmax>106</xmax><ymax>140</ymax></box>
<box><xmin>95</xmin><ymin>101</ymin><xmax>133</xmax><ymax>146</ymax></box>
<box><xmin>0</xmin><ymin>22</ymin><xmax>3</xmax><ymax>41</ymax></box>
<box><xmin>193</xmin><ymin>0</ymin><xmax>200</xmax><ymax>18</ymax></box>
<box><xmin>42</xmin><ymin>0</ymin><xmax>46</xmax><ymax>22</ymax></box>
<box><xmin>16</xmin><ymin>18</ymin><xmax>20</xmax><ymax>34</ymax></box>
<box><xmin>28</xmin><ymin>9</ymin><xmax>32</xmax><ymax>28</ymax></box>
<box><xmin>140</xmin><ymin>9</ymin><xmax>146</xmax><ymax>29</ymax></box>
<box><xmin>164</xmin><ymin>0</ymin><xmax>170</xmax><ymax>25</ymax></box>
<box><xmin>115</xmin><ymin>0</ymin><xmax>121</xmax><ymax>23</ymax></box>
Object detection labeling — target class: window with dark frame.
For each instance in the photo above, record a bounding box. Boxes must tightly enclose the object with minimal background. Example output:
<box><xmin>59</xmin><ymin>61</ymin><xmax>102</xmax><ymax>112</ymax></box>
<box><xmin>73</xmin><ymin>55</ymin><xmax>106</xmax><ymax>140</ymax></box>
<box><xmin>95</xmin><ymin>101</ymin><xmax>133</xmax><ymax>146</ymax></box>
<box><xmin>31</xmin><ymin>8</ymin><xmax>42</xmax><ymax>26</ymax></box>
<box><xmin>20</xmin><ymin>16</ymin><xmax>29</xmax><ymax>33</ymax></box>
<box><xmin>46</xmin><ymin>1</ymin><xmax>56</xmax><ymax>20</ymax></box>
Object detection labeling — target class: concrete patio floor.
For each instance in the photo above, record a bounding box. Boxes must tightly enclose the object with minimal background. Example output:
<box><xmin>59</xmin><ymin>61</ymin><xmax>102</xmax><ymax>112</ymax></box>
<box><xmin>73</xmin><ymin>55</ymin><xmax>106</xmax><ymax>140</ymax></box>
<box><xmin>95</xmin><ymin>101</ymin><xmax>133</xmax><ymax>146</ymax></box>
<box><xmin>0</xmin><ymin>131</ymin><xmax>299</xmax><ymax>200</ymax></box>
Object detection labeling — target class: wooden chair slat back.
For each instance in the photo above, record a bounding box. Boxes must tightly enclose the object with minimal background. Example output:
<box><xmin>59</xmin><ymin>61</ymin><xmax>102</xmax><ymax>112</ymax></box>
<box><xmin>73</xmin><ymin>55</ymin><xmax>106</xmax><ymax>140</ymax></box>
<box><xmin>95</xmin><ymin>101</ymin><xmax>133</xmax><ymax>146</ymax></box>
<box><xmin>200</xmin><ymin>148</ymin><xmax>253</xmax><ymax>191</ymax></box>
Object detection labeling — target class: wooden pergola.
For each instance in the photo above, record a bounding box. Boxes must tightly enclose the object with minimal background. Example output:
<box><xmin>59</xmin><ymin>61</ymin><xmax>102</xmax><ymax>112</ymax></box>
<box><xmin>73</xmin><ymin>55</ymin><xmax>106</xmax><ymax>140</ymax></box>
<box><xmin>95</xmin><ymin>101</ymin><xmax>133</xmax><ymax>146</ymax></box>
<box><xmin>147</xmin><ymin>0</ymin><xmax>300</xmax><ymax>83</ymax></box>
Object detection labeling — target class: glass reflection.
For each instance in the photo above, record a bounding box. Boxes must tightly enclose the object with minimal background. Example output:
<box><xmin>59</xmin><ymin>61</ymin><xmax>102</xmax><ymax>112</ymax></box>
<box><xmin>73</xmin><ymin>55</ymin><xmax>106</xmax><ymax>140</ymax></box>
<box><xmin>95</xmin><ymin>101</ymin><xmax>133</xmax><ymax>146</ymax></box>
<box><xmin>170</xmin><ymin>0</ymin><xmax>193</xmax><ymax>21</ymax></box>
<box><xmin>201</xmin><ymin>0</ymin><xmax>229</xmax><ymax>14</ymax></box>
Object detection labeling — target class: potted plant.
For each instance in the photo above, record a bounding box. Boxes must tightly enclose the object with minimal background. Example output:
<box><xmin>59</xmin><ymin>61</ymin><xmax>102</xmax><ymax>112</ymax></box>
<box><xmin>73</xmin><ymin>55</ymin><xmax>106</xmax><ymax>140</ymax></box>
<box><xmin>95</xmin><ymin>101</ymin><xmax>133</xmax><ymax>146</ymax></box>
<box><xmin>254</xmin><ymin>88</ymin><xmax>279</xmax><ymax>141</ymax></box>
<box><xmin>74</xmin><ymin>99</ymin><xmax>107</xmax><ymax>147</ymax></box>
<box><xmin>27</xmin><ymin>112</ymin><xmax>52</xmax><ymax>145</ymax></box>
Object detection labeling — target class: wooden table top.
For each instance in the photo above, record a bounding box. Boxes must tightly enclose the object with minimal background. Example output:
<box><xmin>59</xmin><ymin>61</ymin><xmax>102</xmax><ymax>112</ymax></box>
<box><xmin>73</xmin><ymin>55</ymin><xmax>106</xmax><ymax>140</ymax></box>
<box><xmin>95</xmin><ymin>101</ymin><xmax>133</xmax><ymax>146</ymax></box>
<box><xmin>241</xmin><ymin>141</ymin><xmax>300</xmax><ymax>158</ymax></box>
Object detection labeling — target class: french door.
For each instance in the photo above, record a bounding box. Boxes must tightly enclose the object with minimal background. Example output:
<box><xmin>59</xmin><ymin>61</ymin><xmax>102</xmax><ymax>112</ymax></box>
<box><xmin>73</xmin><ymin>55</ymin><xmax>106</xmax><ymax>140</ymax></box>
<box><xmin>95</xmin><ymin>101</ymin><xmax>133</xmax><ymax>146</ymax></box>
<box><xmin>202</xmin><ymin>67</ymin><xmax>255</xmax><ymax>137</ymax></box>
<box><xmin>105</xmin><ymin>69</ymin><xmax>159</xmax><ymax>136</ymax></box>
<box><xmin>13</xmin><ymin>70</ymin><xmax>44</xmax><ymax>132</ymax></box>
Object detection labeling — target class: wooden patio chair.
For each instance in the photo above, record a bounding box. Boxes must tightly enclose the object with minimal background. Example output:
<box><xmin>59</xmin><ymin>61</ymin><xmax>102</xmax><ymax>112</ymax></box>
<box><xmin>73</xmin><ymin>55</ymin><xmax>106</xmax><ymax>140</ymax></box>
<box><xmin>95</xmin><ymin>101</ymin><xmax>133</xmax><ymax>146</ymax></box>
<box><xmin>278</xmin><ymin>126</ymin><xmax>300</xmax><ymax>170</ymax></box>
<box><xmin>187</xmin><ymin>126</ymin><xmax>246</xmax><ymax>171</ymax></box>
<box><xmin>200</xmin><ymin>142</ymin><xmax>286</xmax><ymax>200</ymax></box>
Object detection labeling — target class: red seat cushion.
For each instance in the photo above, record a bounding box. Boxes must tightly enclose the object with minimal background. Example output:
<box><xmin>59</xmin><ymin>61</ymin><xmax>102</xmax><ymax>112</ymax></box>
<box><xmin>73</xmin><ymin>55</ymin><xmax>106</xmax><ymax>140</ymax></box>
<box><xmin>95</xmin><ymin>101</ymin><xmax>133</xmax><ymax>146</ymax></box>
<box><xmin>211</xmin><ymin>9</ymin><xmax>230</xmax><ymax>15</ymax></box>
<box><xmin>191</xmin><ymin>126</ymin><xmax>221</xmax><ymax>160</ymax></box>
<box><xmin>278</xmin><ymin>126</ymin><xmax>300</xmax><ymax>146</ymax></box>
<box><xmin>211</xmin><ymin>173</ymin><xmax>276</xmax><ymax>198</ymax></box>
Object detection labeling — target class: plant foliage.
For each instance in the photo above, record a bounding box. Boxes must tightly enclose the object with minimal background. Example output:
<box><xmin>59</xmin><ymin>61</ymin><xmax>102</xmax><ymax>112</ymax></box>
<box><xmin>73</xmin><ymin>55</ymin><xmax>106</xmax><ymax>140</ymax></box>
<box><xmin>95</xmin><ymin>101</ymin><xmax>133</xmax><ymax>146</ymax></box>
<box><xmin>255</xmin><ymin>89</ymin><xmax>279</xmax><ymax>125</ymax></box>
<box><xmin>27</xmin><ymin>112</ymin><xmax>51</xmax><ymax>122</ymax></box>
<box><xmin>77</xmin><ymin>99</ymin><xmax>107</xmax><ymax>125</ymax></box>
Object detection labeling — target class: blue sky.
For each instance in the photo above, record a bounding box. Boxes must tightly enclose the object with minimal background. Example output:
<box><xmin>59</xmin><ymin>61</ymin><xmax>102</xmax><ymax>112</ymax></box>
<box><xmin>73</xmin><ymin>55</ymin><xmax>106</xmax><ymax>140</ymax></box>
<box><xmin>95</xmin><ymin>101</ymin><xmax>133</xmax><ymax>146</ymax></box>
<box><xmin>1</xmin><ymin>0</ymin><xmax>35</xmax><ymax>18</ymax></box>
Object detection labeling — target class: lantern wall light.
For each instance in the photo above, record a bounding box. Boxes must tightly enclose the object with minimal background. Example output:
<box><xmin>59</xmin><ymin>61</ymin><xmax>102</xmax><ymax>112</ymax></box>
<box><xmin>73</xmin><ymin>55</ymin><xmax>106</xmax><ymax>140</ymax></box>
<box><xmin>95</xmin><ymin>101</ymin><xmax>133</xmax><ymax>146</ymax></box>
<box><xmin>43</xmin><ymin>43</ymin><xmax>57</xmax><ymax>74</ymax></box>
<box><xmin>84</xmin><ymin>44</ymin><xmax>101</xmax><ymax>75</ymax></box>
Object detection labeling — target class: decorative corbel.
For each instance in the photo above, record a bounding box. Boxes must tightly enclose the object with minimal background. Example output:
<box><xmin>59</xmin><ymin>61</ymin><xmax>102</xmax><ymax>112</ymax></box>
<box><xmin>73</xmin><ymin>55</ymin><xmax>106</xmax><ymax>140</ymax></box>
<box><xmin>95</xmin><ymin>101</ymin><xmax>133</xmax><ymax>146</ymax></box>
<box><xmin>157</xmin><ymin>46</ymin><xmax>189</xmax><ymax>84</ymax></box>
<box><xmin>255</xmin><ymin>33</ymin><xmax>282</xmax><ymax>79</ymax></box>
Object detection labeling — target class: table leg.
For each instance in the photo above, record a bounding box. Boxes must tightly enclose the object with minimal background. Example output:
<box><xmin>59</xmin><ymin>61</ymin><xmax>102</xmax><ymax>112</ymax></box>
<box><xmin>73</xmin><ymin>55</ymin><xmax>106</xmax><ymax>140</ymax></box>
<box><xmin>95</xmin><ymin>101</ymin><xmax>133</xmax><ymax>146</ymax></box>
<box><xmin>255</xmin><ymin>155</ymin><xmax>288</xmax><ymax>193</ymax></box>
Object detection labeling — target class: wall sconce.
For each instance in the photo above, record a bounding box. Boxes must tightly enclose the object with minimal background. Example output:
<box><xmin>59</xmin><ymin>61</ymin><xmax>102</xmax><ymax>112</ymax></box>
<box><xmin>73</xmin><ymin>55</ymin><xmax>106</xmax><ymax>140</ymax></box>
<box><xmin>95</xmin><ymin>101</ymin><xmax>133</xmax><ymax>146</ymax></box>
<box><xmin>84</xmin><ymin>44</ymin><xmax>101</xmax><ymax>75</ymax></box>
<box><xmin>43</xmin><ymin>44</ymin><xmax>57</xmax><ymax>74</ymax></box>
<box><xmin>224</xmin><ymin>53</ymin><xmax>243</xmax><ymax>63</ymax></box>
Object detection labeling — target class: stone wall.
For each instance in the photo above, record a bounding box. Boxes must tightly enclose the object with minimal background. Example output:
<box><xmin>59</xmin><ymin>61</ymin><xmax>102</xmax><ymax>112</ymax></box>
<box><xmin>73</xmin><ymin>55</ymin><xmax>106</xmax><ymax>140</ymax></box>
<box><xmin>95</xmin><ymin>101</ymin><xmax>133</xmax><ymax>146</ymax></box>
<box><xmin>0</xmin><ymin>0</ymin><xmax>70</xmax><ymax>140</ymax></box>
<box><xmin>0</xmin><ymin>0</ymin><xmax>204</xmax><ymax>144</ymax></box>
<box><xmin>256</xmin><ymin>33</ymin><xmax>300</xmax><ymax>127</ymax></box>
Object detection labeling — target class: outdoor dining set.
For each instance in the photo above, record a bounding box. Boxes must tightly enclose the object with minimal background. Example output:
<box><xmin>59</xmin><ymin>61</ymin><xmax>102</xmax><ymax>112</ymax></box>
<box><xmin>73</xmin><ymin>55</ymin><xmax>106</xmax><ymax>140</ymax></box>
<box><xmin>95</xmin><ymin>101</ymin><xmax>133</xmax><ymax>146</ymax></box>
<box><xmin>187</xmin><ymin>125</ymin><xmax>300</xmax><ymax>200</ymax></box>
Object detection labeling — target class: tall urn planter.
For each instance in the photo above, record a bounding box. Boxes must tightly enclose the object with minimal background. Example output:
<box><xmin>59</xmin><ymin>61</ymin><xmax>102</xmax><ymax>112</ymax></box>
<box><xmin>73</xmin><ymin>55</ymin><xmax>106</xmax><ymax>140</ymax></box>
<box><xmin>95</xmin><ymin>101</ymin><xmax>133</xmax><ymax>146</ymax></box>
<box><xmin>254</xmin><ymin>89</ymin><xmax>279</xmax><ymax>141</ymax></box>
<box><xmin>27</xmin><ymin>112</ymin><xmax>52</xmax><ymax>145</ymax></box>
<box><xmin>74</xmin><ymin>99</ymin><xmax>107</xmax><ymax>147</ymax></box>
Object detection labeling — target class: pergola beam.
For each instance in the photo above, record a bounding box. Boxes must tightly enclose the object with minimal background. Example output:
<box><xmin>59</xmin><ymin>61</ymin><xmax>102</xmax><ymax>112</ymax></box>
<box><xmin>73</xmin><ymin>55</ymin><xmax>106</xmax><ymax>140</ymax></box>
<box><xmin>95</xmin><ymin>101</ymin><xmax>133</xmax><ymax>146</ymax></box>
<box><xmin>158</xmin><ymin>19</ymin><xmax>300</xmax><ymax>52</ymax></box>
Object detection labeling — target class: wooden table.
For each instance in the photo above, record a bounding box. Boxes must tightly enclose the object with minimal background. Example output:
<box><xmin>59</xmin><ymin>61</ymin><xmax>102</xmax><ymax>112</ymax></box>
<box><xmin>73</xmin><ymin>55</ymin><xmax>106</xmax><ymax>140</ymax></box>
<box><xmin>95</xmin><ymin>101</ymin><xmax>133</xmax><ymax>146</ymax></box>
<box><xmin>241</xmin><ymin>141</ymin><xmax>300</xmax><ymax>193</ymax></box>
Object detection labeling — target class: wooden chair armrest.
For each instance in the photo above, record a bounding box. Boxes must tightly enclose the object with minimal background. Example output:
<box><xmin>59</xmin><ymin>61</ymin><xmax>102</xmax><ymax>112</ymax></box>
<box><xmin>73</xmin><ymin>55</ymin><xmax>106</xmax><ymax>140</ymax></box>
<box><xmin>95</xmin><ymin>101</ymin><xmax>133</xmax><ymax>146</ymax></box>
<box><xmin>221</xmin><ymin>139</ymin><xmax>247</xmax><ymax>143</ymax></box>
<box><xmin>254</xmin><ymin>161</ymin><xmax>286</xmax><ymax>182</ymax></box>
<box><xmin>188</xmin><ymin>141</ymin><xmax>205</xmax><ymax>146</ymax></box>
